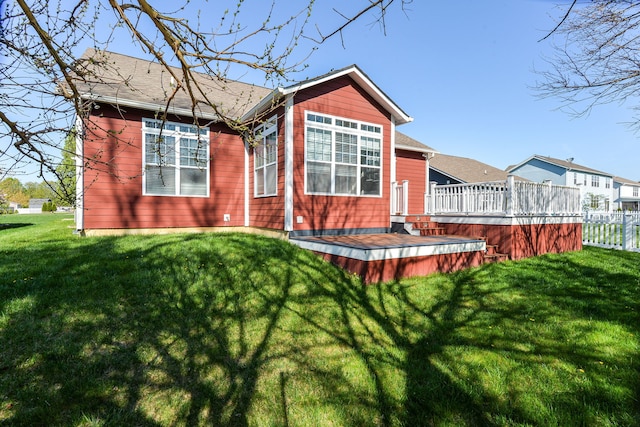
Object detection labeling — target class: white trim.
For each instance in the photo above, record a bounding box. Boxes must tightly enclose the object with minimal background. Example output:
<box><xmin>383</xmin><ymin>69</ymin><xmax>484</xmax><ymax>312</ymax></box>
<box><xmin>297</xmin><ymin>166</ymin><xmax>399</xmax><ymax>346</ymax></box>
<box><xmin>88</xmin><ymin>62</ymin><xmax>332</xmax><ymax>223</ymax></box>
<box><xmin>282</xmin><ymin>67</ymin><xmax>412</xmax><ymax>125</ymax></box>
<box><xmin>390</xmin><ymin>118</ymin><xmax>396</xmax><ymax>216</ymax></box>
<box><xmin>244</xmin><ymin>139</ymin><xmax>250</xmax><ymax>227</ymax></box>
<box><xmin>75</xmin><ymin>115</ymin><xmax>84</xmax><ymax>231</ymax></box>
<box><xmin>303</xmin><ymin>110</ymin><xmax>383</xmax><ymax>197</ymax></box>
<box><xmin>253</xmin><ymin>115</ymin><xmax>278</xmax><ymax>197</ymax></box>
<box><xmin>395</xmin><ymin>143</ymin><xmax>437</xmax><ymax>154</ymax></box>
<box><xmin>82</xmin><ymin>94</ymin><xmax>219</xmax><ymax>122</ymax></box>
<box><xmin>284</xmin><ymin>95</ymin><xmax>294</xmax><ymax>231</ymax></box>
<box><xmin>141</xmin><ymin>118</ymin><xmax>210</xmax><ymax>197</ymax></box>
<box><xmin>240</xmin><ymin>66</ymin><xmax>413</xmax><ymax>125</ymax></box>
<box><xmin>432</xmin><ymin>214</ymin><xmax>583</xmax><ymax>226</ymax></box>
<box><xmin>291</xmin><ymin>239</ymin><xmax>485</xmax><ymax>262</ymax></box>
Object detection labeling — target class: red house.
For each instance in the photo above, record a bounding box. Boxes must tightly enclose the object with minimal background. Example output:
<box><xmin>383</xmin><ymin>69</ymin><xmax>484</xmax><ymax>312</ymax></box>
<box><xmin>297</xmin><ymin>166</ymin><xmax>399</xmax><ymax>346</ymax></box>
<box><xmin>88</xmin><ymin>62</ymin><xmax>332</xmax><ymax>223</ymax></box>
<box><xmin>75</xmin><ymin>49</ymin><xmax>582</xmax><ymax>283</ymax></box>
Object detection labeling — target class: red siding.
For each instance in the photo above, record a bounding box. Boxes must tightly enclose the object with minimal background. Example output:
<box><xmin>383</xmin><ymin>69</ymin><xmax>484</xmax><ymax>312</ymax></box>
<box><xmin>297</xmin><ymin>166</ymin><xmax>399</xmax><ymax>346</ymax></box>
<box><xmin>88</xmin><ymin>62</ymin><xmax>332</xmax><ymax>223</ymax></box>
<box><xmin>249</xmin><ymin>107</ymin><xmax>285</xmax><ymax>229</ymax></box>
<box><xmin>321</xmin><ymin>251</ymin><xmax>485</xmax><ymax>284</ymax></box>
<box><xmin>396</xmin><ymin>149</ymin><xmax>426</xmax><ymax>214</ymax></box>
<box><xmin>291</xmin><ymin>76</ymin><xmax>392</xmax><ymax>233</ymax></box>
<box><xmin>81</xmin><ymin>106</ymin><xmax>246</xmax><ymax>230</ymax></box>
<box><xmin>439</xmin><ymin>222</ymin><xmax>583</xmax><ymax>260</ymax></box>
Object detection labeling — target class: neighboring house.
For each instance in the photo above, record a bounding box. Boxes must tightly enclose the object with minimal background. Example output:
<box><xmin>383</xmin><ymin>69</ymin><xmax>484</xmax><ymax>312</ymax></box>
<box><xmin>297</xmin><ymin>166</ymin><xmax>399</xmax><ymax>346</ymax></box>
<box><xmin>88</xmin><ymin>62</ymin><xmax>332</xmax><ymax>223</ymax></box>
<box><xmin>507</xmin><ymin>155</ymin><xmax>614</xmax><ymax>212</ymax></box>
<box><xmin>75</xmin><ymin>49</ymin><xmax>415</xmax><ymax>236</ymax></box>
<box><xmin>613</xmin><ymin>176</ymin><xmax>640</xmax><ymax>211</ymax></box>
<box><xmin>429</xmin><ymin>153</ymin><xmax>521</xmax><ymax>185</ymax></box>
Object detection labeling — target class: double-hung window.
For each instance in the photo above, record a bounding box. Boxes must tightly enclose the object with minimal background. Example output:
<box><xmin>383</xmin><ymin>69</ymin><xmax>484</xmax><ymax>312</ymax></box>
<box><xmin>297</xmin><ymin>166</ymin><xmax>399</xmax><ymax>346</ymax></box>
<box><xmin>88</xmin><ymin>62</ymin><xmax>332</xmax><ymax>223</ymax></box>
<box><xmin>143</xmin><ymin>119</ymin><xmax>209</xmax><ymax>197</ymax></box>
<box><xmin>254</xmin><ymin>116</ymin><xmax>278</xmax><ymax>197</ymax></box>
<box><xmin>305</xmin><ymin>112</ymin><xmax>382</xmax><ymax>196</ymax></box>
<box><xmin>592</xmin><ymin>175</ymin><xmax>600</xmax><ymax>187</ymax></box>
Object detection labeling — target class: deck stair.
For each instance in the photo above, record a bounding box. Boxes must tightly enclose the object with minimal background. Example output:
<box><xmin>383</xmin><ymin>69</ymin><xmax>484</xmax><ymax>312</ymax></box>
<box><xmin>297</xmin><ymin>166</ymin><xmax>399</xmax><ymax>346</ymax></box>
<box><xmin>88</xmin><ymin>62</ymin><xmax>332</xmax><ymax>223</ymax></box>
<box><xmin>479</xmin><ymin>237</ymin><xmax>509</xmax><ymax>263</ymax></box>
<box><xmin>403</xmin><ymin>215</ymin><xmax>446</xmax><ymax>236</ymax></box>
<box><xmin>401</xmin><ymin>216</ymin><xmax>509</xmax><ymax>264</ymax></box>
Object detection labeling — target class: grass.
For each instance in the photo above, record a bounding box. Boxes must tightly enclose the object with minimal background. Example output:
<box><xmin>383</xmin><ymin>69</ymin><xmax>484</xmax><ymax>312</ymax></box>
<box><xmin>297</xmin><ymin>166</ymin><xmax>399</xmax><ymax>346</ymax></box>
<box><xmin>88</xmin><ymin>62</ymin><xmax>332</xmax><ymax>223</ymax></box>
<box><xmin>1</xmin><ymin>214</ymin><xmax>639</xmax><ymax>426</ymax></box>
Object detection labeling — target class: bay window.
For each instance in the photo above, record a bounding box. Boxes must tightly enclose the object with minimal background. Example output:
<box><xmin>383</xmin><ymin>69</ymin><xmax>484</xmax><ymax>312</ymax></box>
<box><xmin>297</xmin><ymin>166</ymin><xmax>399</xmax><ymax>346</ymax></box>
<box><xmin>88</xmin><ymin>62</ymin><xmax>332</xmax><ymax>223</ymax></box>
<box><xmin>254</xmin><ymin>116</ymin><xmax>278</xmax><ymax>197</ymax></box>
<box><xmin>305</xmin><ymin>112</ymin><xmax>382</xmax><ymax>196</ymax></box>
<box><xmin>143</xmin><ymin>119</ymin><xmax>209</xmax><ymax>197</ymax></box>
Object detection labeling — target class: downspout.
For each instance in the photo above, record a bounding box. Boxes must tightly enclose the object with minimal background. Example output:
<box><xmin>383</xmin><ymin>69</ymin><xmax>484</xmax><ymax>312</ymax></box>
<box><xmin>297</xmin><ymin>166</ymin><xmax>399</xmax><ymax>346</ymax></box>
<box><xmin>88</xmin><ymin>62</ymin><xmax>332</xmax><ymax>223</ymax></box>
<box><xmin>389</xmin><ymin>117</ymin><xmax>396</xmax><ymax>217</ymax></box>
<box><xmin>284</xmin><ymin>95</ymin><xmax>294</xmax><ymax>232</ymax></box>
<box><xmin>244</xmin><ymin>138</ymin><xmax>250</xmax><ymax>227</ymax></box>
<box><xmin>74</xmin><ymin>114</ymin><xmax>84</xmax><ymax>233</ymax></box>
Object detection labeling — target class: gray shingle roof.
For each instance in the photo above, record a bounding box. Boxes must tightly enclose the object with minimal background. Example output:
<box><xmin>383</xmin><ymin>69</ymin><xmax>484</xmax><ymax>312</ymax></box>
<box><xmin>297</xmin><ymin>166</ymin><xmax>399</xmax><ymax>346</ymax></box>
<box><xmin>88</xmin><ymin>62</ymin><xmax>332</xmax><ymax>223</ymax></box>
<box><xmin>75</xmin><ymin>48</ymin><xmax>273</xmax><ymax>120</ymax></box>
<box><xmin>614</xmin><ymin>175</ymin><xmax>640</xmax><ymax>185</ymax></box>
<box><xmin>395</xmin><ymin>131</ymin><xmax>437</xmax><ymax>153</ymax></box>
<box><xmin>508</xmin><ymin>155</ymin><xmax>612</xmax><ymax>177</ymax></box>
<box><xmin>430</xmin><ymin>153</ymin><xmax>522</xmax><ymax>183</ymax></box>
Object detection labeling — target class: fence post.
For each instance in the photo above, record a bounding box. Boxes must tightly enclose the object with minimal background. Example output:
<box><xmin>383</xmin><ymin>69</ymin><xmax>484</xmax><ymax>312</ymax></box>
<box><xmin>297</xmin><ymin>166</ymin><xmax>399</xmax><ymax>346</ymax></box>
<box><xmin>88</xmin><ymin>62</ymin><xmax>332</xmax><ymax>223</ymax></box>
<box><xmin>505</xmin><ymin>175</ymin><xmax>515</xmax><ymax>216</ymax></box>
<box><xmin>622</xmin><ymin>213</ymin><xmax>633</xmax><ymax>251</ymax></box>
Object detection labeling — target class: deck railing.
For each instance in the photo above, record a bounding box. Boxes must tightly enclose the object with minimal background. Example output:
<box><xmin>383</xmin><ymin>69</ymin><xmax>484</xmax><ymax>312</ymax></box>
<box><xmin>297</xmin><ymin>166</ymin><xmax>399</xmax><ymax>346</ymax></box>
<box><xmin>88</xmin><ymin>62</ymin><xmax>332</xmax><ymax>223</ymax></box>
<box><xmin>426</xmin><ymin>176</ymin><xmax>581</xmax><ymax>216</ymax></box>
<box><xmin>392</xmin><ymin>180</ymin><xmax>408</xmax><ymax>215</ymax></box>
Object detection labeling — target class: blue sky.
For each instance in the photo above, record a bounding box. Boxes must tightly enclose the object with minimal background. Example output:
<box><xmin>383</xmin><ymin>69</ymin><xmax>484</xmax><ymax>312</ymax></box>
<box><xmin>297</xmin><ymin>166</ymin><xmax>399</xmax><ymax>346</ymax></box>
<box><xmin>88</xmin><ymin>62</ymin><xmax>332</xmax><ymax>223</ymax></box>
<box><xmin>7</xmin><ymin>0</ymin><xmax>639</xmax><ymax>182</ymax></box>
<box><xmin>296</xmin><ymin>0</ymin><xmax>640</xmax><ymax>180</ymax></box>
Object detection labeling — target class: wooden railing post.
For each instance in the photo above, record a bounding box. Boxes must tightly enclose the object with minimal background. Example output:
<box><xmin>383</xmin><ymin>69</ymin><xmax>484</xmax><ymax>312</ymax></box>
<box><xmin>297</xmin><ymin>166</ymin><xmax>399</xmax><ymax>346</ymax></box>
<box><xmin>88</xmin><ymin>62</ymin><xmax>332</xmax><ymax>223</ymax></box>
<box><xmin>505</xmin><ymin>175</ymin><xmax>515</xmax><ymax>216</ymax></box>
<box><xmin>428</xmin><ymin>181</ymin><xmax>437</xmax><ymax>214</ymax></box>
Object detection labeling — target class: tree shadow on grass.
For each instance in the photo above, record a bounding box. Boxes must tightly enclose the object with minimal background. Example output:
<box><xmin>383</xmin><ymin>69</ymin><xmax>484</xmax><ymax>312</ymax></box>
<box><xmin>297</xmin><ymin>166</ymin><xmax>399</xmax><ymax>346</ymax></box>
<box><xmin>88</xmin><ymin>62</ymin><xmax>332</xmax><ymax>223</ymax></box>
<box><xmin>0</xmin><ymin>233</ymin><xmax>638</xmax><ymax>426</ymax></box>
<box><xmin>0</xmin><ymin>223</ymin><xmax>32</xmax><ymax>231</ymax></box>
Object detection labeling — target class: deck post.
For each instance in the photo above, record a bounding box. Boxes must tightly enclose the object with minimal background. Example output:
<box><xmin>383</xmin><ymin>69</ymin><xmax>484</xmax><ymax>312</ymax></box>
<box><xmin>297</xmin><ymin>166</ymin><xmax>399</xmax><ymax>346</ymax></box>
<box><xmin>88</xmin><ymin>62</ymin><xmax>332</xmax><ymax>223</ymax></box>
<box><xmin>505</xmin><ymin>175</ymin><xmax>515</xmax><ymax>216</ymax></box>
<box><xmin>428</xmin><ymin>181</ymin><xmax>437</xmax><ymax>214</ymax></box>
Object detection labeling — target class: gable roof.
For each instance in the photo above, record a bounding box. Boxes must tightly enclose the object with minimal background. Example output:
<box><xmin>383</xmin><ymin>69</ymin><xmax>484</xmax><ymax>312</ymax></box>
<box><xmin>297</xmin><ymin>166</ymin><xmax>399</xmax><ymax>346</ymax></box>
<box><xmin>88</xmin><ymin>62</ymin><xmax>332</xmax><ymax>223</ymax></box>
<box><xmin>507</xmin><ymin>155</ymin><xmax>612</xmax><ymax>177</ymax></box>
<box><xmin>242</xmin><ymin>64</ymin><xmax>413</xmax><ymax>125</ymax></box>
<box><xmin>614</xmin><ymin>176</ymin><xmax>640</xmax><ymax>186</ymax></box>
<box><xmin>430</xmin><ymin>153</ymin><xmax>521</xmax><ymax>183</ymax></box>
<box><xmin>76</xmin><ymin>50</ymin><xmax>413</xmax><ymax>126</ymax></box>
<box><xmin>75</xmin><ymin>49</ymin><xmax>273</xmax><ymax>120</ymax></box>
<box><xmin>395</xmin><ymin>131</ymin><xmax>437</xmax><ymax>154</ymax></box>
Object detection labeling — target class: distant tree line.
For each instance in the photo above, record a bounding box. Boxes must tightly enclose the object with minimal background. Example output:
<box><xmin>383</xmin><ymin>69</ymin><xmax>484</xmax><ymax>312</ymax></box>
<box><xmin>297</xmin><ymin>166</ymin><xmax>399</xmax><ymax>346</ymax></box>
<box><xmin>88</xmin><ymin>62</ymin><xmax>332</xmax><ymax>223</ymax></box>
<box><xmin>0</xmin><ymin>178</ymin><xmax>64</xmax><ymax>209</ymax></box>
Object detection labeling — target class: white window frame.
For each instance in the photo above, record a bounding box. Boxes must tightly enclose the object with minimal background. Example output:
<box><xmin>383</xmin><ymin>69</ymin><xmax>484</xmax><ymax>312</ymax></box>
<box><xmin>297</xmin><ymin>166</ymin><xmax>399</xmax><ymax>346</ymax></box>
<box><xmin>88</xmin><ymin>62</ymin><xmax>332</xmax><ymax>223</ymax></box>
<box><xmin>592</xmin><ymin>175</ymin><xmax>600</xmax><ymax>187</ymax></box>
<box><xmin>304</xmin><ymin>111</ymin><xmax>383</xmax><ymax>197</ymax></box>
<box><xmin>142</xmin><ymin>118</ymin><xmax>210</xmax><ymax>197</ymax></box>
<box><xmin>253</xmin><ymin>116</ymin><xmax>278</xmax><ymax>197</ymax></box>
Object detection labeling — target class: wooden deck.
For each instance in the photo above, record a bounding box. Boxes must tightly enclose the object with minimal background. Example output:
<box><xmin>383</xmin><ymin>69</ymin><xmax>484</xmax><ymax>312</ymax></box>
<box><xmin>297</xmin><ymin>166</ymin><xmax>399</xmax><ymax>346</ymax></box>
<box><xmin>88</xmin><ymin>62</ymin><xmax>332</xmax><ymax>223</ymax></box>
<box><xmin>290</xmin><ymin>233</ymin><xmax>486</xmax><ymax>284</ymax></box>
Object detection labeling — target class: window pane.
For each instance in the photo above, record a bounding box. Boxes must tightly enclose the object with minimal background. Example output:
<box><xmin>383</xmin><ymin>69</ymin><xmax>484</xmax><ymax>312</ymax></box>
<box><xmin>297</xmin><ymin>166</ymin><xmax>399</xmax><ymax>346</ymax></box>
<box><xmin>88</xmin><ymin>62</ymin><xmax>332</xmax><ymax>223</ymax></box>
<box><xmin>145</xmin><ymin>134</ymin><xmax>175</xmax><ymax>165</ymax></box>
<box><xmin>180</xmin><ymin>137</ymin><xmax>206</xmax><ymax>167</ymax></box>
<box><xmin>256</xmin><ymin>168</ymin><xmax>265</xmax><ymax>195</ymax></box>
<box><xmin>335</xmin><ymin>132</ymin><xmax>357</xmax><ymax>164</ymax></box>
<box><xmin>265</xmin><ymin>164</ymin><xmax>277</xmax><ymax>195</ymax></box>
<box><xmin>145</xmin><ymin>165</ymin><xmax>176</xmax><ymax>195</ymax></box>
<box><xmin>255</xmin><ymin>145</ymin><xmax>265</xmax><ymax>168</ymax></box>
<box><xmin>307</xmin><ymin>161</ymin><xmax>331</xmax><ymax>193</ymax></box>
<box><xmin>180</xmin><ymin>168</ymin><xmax>207</xmax><ymax>196</ymax></box>
<box><xmin>335</xmin><ymin>164</ymin><xmax>357</xmax><ymax>195</ymax></box>
<box><xmin>361</xmin><ymin>167</ymin><xmax>380</xmax><ymax>195</ymax></box>
<box><xmin>361</xmin><ymin>136</ymin><xmax>381</xmax><ymax>166</ymax></box>
<box><xmin>306</xmin><ymin>128</ymin><xmax>332</xmax><ymax>161</ymax></box>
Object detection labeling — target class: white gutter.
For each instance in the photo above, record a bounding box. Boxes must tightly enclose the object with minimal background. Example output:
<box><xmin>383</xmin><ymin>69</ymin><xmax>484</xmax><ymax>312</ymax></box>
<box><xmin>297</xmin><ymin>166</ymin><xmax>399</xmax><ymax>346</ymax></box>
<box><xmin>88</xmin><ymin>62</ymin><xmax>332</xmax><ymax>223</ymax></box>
<box><xmin>74</xmin><ymin>115</ymin><xmax>84</xmax><ymax>232</ymax></box>
<box><xmin>81</xmin><ymin>94</ymin><xmax>221</xmax><ymax>122</ymax></box>
<box><xmin>284</xmin><ymin>95</ymin><xmax>294</xmax><ymax>231</ymax></box>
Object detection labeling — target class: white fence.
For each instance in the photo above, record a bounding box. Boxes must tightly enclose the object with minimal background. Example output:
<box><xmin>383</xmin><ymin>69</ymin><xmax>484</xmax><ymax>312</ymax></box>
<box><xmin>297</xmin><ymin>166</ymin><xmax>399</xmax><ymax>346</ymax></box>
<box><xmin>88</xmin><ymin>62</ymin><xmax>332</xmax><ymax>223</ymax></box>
<box><xmin>427</xmin><ymin>176</ymin><xmax>581</xmax><ymax>216</ymax></box>
<box><xmin>582</xmin><ymin>212</ymin><xmax>640</xmax><ymax>251</ymax></box>
<box><xmin>392</xmin><ymin>180</ymin><xmax>408</xmax><ymax>215</ymax></box>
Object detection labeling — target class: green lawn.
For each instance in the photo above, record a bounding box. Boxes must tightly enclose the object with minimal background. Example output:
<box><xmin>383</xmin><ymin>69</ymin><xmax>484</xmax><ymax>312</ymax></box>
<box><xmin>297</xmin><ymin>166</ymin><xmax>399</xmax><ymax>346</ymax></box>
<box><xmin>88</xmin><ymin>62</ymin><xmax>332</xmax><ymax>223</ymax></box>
<box><xmin>1</xmin><ymin>214</ymin><xmax>639</xmax><ymax>426</ymax></box>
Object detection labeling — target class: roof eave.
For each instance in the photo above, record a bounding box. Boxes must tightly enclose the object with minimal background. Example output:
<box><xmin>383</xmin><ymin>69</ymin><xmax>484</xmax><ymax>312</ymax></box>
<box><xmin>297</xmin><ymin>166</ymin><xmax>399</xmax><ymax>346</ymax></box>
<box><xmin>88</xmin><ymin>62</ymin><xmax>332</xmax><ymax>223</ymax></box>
<box><xmin>395</xmin><ymin>143</ymin><xmax>439</xmax><ymax>154</ymax></box>
<box><xmin>82</xmin><ymin>93</ymin><xmax>221</xmax><ymax>121</ymax></box>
